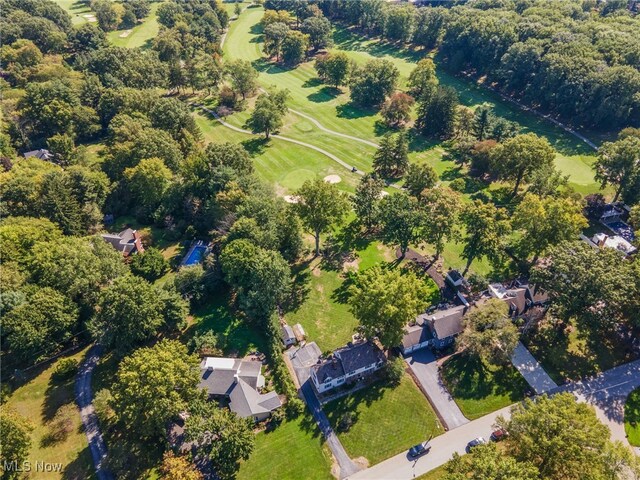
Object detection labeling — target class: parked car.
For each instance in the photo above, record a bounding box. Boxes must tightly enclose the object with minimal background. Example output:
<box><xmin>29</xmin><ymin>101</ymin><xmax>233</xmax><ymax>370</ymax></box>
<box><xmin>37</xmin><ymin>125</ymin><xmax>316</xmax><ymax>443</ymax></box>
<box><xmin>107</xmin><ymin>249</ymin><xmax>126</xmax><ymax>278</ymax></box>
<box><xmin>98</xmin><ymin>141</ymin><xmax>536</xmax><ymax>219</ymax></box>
<box><xmin>490</xmin><ymin>428</ymin><xmax>508</xmax><ymax>441</ymax></box>
<box><xmin>466</xmin><ymin>437</ymin><xmax>487</xmax><ymax>452</ymax></box>
<box><xmin>408</xmin><ymin>441</ymin><xmax>431</xmax><ymax>458</ymax></box>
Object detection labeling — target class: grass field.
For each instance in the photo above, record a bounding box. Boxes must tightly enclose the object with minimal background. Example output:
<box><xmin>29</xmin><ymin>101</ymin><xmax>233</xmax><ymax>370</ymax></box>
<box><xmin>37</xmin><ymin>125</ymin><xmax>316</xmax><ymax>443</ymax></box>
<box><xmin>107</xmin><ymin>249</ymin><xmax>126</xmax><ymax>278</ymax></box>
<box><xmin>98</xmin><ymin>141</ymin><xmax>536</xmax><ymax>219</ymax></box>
<box><xmin>106</xmin><ymin>2</ymin><xmax>162</xmax><ymax>48</ymax></box>
<box><xmin>5</xmin><ymin>350</ymin><xmax>95</xmax><ymax>480</ymax></box>
<box><xmin>237</xmin><ymin>414</ymin><xmax>334</xmax><ymax>480</ymax></box>
<box><xmin>325</xmin><ymin>375</ymin><xmax>442</xmax><ymax>466</ymax></box>
<box><xmin>441</xmin><ymin>353</ymin><xmax>529</xmax><ymax>420</ymax></box>
<box><xmin>522</xmin><ymin>320</ymin><xmax>636</xmax><ymax>384</ymax></box>
<box><xmin>55</xmin><ymin>0</ymin><xmax>94</xmax><ymax>25</ymax></box>
<box><xmin>625</xmin><ymin>388</ymin><xmax>640</xmax><ymax>447</ymax></box>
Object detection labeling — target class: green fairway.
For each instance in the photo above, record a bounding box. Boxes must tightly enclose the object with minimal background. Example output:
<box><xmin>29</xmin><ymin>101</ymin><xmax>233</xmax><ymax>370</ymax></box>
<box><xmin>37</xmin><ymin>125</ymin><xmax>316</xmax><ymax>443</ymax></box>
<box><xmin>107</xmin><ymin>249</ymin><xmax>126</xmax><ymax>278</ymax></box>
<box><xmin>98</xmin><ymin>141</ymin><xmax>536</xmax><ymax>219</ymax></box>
<box><xmin>55</xmin><ymin>0</ymin><xmax>95</xmax><ymax>25</ymax></box>
<box><xmin>195</xmin><ymin>111</ymin><xmax>361</xmax><ymax>194</ymax></box>
<box><xmin>441</xmin><ymin>353</ymin><xmax>529</xmax><ymax>420</ymax></box>
<box><xmin>237</xmin><ymin>414</ymin><xmax>333</xmax><ymax>480</ymax></box>
<box><xmin>107</xmin><ymin>2</ymin><xmax>162</xmax><ymax>49</ymax></box>
<box><xmin>325</xmin><ymin>375</ymin><xmax>443</xmax><ymax>466</ymax></box>
<box><xmin>625</xmin><ymin>388</ymin><xmax>640</xmax><ymax>447</ymax></box>
<box><xmin>5</xmin><ymin>350</ymin><xmax>96</xmax><ymax>480</ymax></box>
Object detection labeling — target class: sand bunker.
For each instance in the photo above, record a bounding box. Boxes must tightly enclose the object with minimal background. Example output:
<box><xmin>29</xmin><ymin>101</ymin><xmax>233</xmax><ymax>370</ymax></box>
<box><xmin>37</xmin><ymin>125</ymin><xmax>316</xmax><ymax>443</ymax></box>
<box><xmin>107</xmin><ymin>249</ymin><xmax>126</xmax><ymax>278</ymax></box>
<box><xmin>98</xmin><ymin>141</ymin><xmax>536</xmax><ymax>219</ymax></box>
<box><xmin>119</xmin><ymin>30</ymin><xmax>132</xmax><ymax>38</ymax></box>
<box><xmin>323</xmin><ymin>175</ymin><xmax>341</xmax><ymax>184</ymax></box>
<box><xmin>377</xmin><ymin>191</ymin><xmax>390</xmax><ymax>199</ymax></box>
<box><xmin>83</xmin><ymin>14</ymin><xmax>97</xmax><ymax>22</ymax></box>
<box><xmin>283</xmin><ymin>195</ymin><xmax>299</xmax><ymax>204</ymax></box>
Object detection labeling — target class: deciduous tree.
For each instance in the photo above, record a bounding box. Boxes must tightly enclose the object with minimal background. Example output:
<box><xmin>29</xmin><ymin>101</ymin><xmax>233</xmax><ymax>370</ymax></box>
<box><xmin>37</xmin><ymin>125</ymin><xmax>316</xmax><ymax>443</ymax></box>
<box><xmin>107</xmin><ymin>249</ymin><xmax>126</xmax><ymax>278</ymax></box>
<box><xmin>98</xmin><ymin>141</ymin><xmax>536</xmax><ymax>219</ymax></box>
<box><xmin>459</xmin><ymin>201</ymin><xmax>510</xmax><ymax>275</ymax></box>
<box><xmin>378</xmin><ymin>192</ymin><xmax>422</xmax><ymax>258</ymax></box>
<box><xmin>404</xmin><ymin>163</ymin><xmax>438</xmax><ymax>197</ymax></box>
<box><xmin>225</xmin><ymin>59</ymin><xmax>259</xmax><ymax>100</ymax></box>
<box><xmin>314</xmin><ymin>52</ymin><xmax>351</xmax><ymax>89</ymax></box>
<box><xmin>353</xmin><ymin>174</ymin><xmax>384</xmax><ymax>230</ymax></box>
<box><xmin>350</xmin><ymin>59</ymin><xmax>399</xmax><ymax>107</ymax></box>
<box><xmin>380</xmin><ymin>92</ymin><xmax>414</xmax><ymax>128</ymax></box>
<box><xmin>418</xmin><ymin>186</ymin><xmax>461</xmax><ymax>259</ymax></box>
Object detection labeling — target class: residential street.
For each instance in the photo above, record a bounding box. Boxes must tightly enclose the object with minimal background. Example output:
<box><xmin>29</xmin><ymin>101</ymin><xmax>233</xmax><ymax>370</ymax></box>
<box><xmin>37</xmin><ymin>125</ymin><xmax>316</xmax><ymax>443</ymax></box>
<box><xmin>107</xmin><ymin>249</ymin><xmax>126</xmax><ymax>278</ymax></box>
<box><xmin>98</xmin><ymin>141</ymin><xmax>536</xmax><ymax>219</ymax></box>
<box><xmin>75</xmin><ymin>345</ymin><xmax>114</xmax><ymax>480</ymax></box>
<box><xmin>404</xmin><ymin>350</ymin><xmax>469</xmax><ymax>430</ymax></box>
<box><xmin>347</xmin><ymin>358</ymin><xmax>640</xmax><ymax>480</ymax></box>
<box><xmin>511</xmin><ymin>342</ymin><xmax>558</xmax><ymax>394</ymax></box>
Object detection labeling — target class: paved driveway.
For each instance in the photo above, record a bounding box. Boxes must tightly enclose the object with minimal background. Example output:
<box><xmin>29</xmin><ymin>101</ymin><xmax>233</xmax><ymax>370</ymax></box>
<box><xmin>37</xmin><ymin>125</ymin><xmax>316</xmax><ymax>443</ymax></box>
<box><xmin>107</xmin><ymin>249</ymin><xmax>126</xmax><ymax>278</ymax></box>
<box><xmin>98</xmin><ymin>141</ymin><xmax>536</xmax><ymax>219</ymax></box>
<box><xmin>404</xmin><ymin>349</ymin><xmax>469</xmax><ymax>430</ymax></box>
<box><xmin>511</xmin><ymin>342</ymin><xmax>558</xmax><ymax>394</ymax></box>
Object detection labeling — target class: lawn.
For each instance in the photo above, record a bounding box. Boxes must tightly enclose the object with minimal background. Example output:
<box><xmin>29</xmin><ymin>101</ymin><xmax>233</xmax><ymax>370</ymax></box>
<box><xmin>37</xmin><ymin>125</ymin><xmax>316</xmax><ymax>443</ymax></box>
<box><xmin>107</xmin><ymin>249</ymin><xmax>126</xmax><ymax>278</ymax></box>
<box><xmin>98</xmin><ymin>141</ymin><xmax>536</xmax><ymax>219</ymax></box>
<box><xmin>440</xmin><ymin>353</ymin><xmax>529</xmax><ymax>420</ymax></box>
<box><xmin>107</xmin><ymin>2</ymin><xmax>163</xmax><ymax>49</ymax></box>
<box><xmin>522</xmin><ymin>319</ymin><xmax>637</xmax><ymax>384</ymax></box>
<box><xmin>324</xmin><ymin>374</ymin><xmax>443</xmax><ymax>466</ymax></box>
<box><xmin>416</xmin><ymin>464</ymin><xmax>448</xmax><ymax>480</ymax></box>
<box><xmin>237</xmin><ymin>414</ymin><xmax>334</xmax><ymax>480</ymax></box>
<box><xmin>54</xmin><ymin>0</ymin><xmax>94</xmax><ymax>25</ymax></box>
<box><xmin>4</xmin><ymin>350</ymin><xmax>96</xmax><ymax>480</ymax></box>
<box><xmin>625</xmin><ymin>388</ymin><xmax>640</xmax><ymax>447</ymax></box>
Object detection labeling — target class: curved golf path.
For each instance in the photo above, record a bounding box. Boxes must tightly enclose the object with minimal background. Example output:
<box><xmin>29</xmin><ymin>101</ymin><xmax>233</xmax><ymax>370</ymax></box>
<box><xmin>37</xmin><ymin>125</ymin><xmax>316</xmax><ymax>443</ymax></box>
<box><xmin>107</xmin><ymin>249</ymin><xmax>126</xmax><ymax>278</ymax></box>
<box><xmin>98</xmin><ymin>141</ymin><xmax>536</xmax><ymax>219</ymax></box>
<box><xmin>76</xmin><ymin>345</ymin><xmax>114</xmax><ymax>480</ymax></box>
<box><xmin>288</xmin><ymin>108</ymin><xmax>379</xmax><ymax>148</ymax></box>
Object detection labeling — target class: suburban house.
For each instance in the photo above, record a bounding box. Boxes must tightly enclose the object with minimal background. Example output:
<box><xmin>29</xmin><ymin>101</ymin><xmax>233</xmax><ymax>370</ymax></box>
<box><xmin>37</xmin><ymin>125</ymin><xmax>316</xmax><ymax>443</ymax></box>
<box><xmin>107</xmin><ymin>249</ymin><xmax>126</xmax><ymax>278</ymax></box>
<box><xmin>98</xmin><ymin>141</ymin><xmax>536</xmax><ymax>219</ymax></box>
<box><xmin>401</xmin><ymin>305</ymin><xmax>467</xmax><ymax>355</ymax></box>
<box><xmin>198</xmin><ymin>357</ymin><xmax>281</xmax><ymax>422</ymax></box>
<box><xmin>488</xmin><ymin>281</ymin><xmax>549</xmax><ymax>319</ymax></box>
<box><xmin>281</xmin><ymin>324</ymin><xmax>296</xmax><ymax>347</ymax></box>
<box><xmin>311</xmin><ymin>341</ymin><xmax>386</xmax><ymax>394</ymax></box>
<box><xmin>101</xmin><ymin>228</ymin><xmax>145</xmax><ymax>256</ymax></box>
<box><xmin>23</xmin><ymin>148</ymin><xmax>53</xmax><ymax>161</ymax></box>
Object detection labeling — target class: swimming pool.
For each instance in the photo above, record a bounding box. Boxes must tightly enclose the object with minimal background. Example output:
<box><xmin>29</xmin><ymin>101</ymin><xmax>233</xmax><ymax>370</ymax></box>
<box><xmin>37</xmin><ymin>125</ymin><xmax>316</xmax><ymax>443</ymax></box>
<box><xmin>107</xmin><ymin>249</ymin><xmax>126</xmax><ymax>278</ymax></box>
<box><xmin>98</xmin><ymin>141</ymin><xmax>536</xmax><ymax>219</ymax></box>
<box><xmin>181</xmin><ymin>243</ymin><xmax>207</xmax><ymax>267</ymax></box>
<box><xmin>605</xmin><ymin>221</ymin><xmax>635</xmax><ymax>242</ymax></box>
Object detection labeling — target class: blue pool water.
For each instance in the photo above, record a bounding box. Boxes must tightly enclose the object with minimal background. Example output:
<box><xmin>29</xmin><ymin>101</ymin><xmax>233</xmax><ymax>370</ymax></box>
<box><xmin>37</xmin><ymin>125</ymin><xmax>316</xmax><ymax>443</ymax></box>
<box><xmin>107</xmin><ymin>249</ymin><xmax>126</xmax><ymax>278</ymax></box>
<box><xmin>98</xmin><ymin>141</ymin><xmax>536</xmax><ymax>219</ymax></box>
<box><xmin>605</xmin><ymin>221</ymin><xmax>635</xmax><ymax>242</ymax></box>
<box><xmin>183</xmin><ymin>245</ymin><xmax>206</xmax><ymax>266</ymax></box>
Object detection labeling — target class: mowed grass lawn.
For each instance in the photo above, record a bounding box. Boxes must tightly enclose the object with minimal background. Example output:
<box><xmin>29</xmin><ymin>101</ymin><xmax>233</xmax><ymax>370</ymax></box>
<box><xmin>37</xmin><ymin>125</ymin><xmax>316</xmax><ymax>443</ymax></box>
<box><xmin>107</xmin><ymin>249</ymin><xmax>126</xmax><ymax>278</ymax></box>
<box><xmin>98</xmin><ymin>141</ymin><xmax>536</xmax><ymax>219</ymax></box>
<box><xmin>522</xmin><ymin>319</ymin><xmax>636</xmax><ymax>384</ymax></box>
<box><xmin>325</xmin><ymin>375</ymin><xmax>443</xmax><ymax>466</ymax></box>
<box><xmin>55</xmin><ymin>0</ymin><xmax>94</xmax><ymax>25</ymax></box>
<box><xmin>625</xmin><ymin>388</ymin><xmax>640</xmax><ymax>447</ymax></box>
<box><xmin>5</xmin><ymin>350</ymin><xmax>95</xmax><ymax>480</ymax></box>
<box><xmin>237</xmin><ymin>414</ymin><xmax>333</xmax><ymax>480</ymax></box>
<box><xmin>441</xmin><ymin>353</ymin><xmax>529</xmax><ymax>420</ymax></box>
<box><xmin>107</xmin><ymin>2</ymin><xmax>163</xmax><ymax>49</ymax></box>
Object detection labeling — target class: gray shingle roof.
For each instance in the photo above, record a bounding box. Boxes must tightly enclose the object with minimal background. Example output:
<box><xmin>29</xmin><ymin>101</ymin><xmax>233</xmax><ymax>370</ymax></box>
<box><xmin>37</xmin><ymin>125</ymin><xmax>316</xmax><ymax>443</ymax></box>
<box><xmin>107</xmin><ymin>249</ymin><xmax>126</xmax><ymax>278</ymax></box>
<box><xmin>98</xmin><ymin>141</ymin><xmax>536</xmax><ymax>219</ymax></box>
<box><xmin>229</xmin><ymin>379</ymin><xmax>281</xmax><ymax>418</ymax></box>
<box><xmin>422</xmin><ymin>305</ymin><xmax>466</xmax><ymax>340</ymax></box>
<box><xmin>337</xmin><ymin>342</ymin><xmax>386</xmax><ymax>375</ymax></box>
<box><xmin>313</xmin><ymin>358</ymin><xmax>345</xmax><ymax>384</ymax></box>
<box><xmin>401</xmin><ymin>324</ymin><xmax>434</xmax><ymax>349</ymax></box>
<box><xmin>198</xmin><ymin>368</ymin><xmax>237</xmax><ymax>396</ymax></box>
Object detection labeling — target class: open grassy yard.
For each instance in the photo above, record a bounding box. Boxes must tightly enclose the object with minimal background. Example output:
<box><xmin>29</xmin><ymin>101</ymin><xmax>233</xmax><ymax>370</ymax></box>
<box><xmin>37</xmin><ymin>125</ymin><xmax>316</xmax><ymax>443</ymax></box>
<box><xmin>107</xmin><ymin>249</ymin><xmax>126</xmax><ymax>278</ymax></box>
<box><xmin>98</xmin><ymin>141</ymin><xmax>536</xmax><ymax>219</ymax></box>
<box><xmin>55</xmin><ymin>0</ymin><xmax>94</xmax><ymax>25</ymax></box>
<box><xmin>324</xmin><ymin>375</ymin><xmax>442</xmax><ymax>466</ymax></box>
<box><xmin>4</xmin><ymin>350</ymin><xmax>95</xmax><ymax>480</ymax></box>
<box><xmin>522</xmin><ymin>320</ymin><xmax>637</xmax><ymax>384</ymax></box>
<box><xmin>625</xmin><ymin>388</ymin><xmax>640</xmax><ymax>447</ymax></box>
<box><xmin>107</xmin><ymin>2</ymin><xmax>162</xmax><ymax>49</ymax></box>
<box><xmin>237</xmin><ymin>414</ymin><xmax>334</xmax><ymax>480</ymax></box>
<box><xmin>441</xmin><ymin>353</ymin><xmax>529</xmax><ymax>420</ymax></box>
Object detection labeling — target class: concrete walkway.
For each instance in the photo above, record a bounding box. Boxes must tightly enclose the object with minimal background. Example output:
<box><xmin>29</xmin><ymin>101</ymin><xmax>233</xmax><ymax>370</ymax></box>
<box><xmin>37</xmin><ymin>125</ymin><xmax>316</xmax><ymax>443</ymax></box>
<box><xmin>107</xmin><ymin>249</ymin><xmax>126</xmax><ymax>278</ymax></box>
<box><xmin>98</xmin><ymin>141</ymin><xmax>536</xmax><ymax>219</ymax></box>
<box><xmin>511</xmin><ymin>342</ymin><xmax>558</xmax><ymax>394</ymax></box>
<box><xmin>76</xmin><ymin>345</ymin><xmax>114</xmax><ymax>480</ymax></box>
<box><xmin>404</xmin><ymin>349</ymin><xmax>469</xmax><ymax>430</ymax></box>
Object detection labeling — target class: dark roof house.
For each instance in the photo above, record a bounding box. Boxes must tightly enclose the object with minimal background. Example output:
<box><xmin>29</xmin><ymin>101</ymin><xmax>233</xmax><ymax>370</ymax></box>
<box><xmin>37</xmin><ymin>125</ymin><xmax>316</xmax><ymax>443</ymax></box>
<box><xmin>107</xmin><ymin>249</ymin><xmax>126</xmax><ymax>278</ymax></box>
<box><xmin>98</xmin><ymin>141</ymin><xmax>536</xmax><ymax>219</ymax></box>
<box><xmin>23</xmin><ymin>149</ymin><xmax>53</xmax><ymax>161</ymax></box>
<box><xmin>101</xmin><ymin>228</ymin><xmax>144</xmax><ymax>256</ymax></box>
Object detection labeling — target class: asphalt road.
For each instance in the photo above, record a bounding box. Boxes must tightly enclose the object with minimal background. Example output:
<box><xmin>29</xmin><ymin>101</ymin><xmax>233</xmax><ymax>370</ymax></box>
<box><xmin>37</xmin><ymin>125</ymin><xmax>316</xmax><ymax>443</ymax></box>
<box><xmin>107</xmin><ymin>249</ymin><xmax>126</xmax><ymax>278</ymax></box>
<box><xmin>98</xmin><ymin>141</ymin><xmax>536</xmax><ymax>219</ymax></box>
<box><xmin>76</xmin><ymin>345</ymin><xmax>114</xmax><ymax>480</ymax></box>
<box><xmin>347</xmin><ymin>358</ymin><xmax>640</xmax><ymax>480</ymax></box>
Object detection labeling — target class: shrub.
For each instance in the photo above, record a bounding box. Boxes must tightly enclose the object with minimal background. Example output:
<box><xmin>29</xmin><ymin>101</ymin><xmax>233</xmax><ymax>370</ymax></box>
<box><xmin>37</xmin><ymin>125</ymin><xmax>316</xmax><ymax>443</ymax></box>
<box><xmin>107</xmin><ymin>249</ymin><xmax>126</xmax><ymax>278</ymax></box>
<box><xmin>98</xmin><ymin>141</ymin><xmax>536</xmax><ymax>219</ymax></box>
<box><xmin>449</xmin><ymin>178</ymin><xmax>466</xmax><ymax>192</ymax></box>
<box><xmin>52</xmin><ymin>358</ymin><xmax>78</xmax><ymax>381</ymax></box>
<box><xmin>189</xmin><ymin>330</ymin><xmax>223</xmax><ymax>357</ymax></box>
<box><xmin>337</xmin><ymin>411</ymin><xmax>356</xmax><ymax>432</ymax></box>
<box><xmin>384</xmin><ymin>356</ymin><xmax>405</xmax><ymax>386</ymax></box>
<box><xmin>93</xmin><ymin>388</ymin><xmax>116</xmax><ymax>426</ymax></box>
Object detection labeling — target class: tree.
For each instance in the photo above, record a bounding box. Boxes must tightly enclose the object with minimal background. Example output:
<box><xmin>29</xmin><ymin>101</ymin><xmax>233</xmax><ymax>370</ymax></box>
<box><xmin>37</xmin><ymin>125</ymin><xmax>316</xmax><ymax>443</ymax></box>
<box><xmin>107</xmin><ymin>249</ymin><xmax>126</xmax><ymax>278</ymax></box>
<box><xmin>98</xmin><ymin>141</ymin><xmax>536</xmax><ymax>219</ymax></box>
<box><xmin>407</xmin><ymin>59</ymin><xmax>438</xmax><ymax>101</ymax></box>
<box><xmin>245</xmin><ymin>91</ymin><xmax>288</xmax><ymax>139</ymax></box>
<box><xmin>457</xmin><ymin>298</ymin><xmax>519</xmax><ymax>365</ymax></box>
<box><xmin>314</xmin><ymin>52</ymin><xmax>351</xmax><ymax>89</ymax></box>
<box><xmin>594</xmin><ymin>133</ymin><xmax>640</xmax><ymax>203</ymax></box>
<box><xmin>353</xmin><ymin>174</ymin><xmax>384</xmax><ymax>230</ymax></box>
<box><xmin>349</xmin><ymin>266</ymin><xmax>431</xmax><ymax>349</ymax></box>
<box><xmin>47</xmin><ymin>133</ymin><xmax>75</xmax><ymax>165</ymax></box>
<box><xmin>404</xmin><ymin>163</ymin><xmax>438</xmax><ymax>197</ymax></box>
<box><xmin>444</xmin><ymin>443</ymin><xmax>539</xmax><ymax>480</ymax></box>
<box><xmin>512</xmin><ymin>193</ymin><xmax>587</xmax><ymax>263</ymax></box>
<box><xmin>384</xmin><ymin>5</ymin><xmax>415</xmax><ymax>43</ymax></box>
<box><xmin>220</xmin><ymin>240</ymin><xmax>291</xmax><ymax>321</ymax></box>
<box><xmin>416</xmin><ymin>86</ymin><xmax>459</xmax><ymax>138</ymax></box>
<box><xmin>281</xmin><ymin>30</ymin><xmax>309</xmax><ymax>65</ymax></box>
<box><xmin>378</xmin><ymin>193</ymin><xmax>422</xmax><ymax>258</ymax></box>
<box><xmin>472</xmin><ymin>106</ymin><xmax>494</xmax><ymax>140</ymax></box>
<box><xmin>185</xmin><ymin>399</ymin><xmax>254</xmax><ymax>480</ymax></box>
<box><xmin>498</xmin><ymin>393</ymin><xmax>615</xmax><ymax>480</ymax></box>
<box><xmin>0</xmin><ymin>216</ymin><xmax>62</xmax><ymax>267</ymax></box>
<box><xmin>3</xmin><ymin>287</ymin><xmax>79</xmax><ymax>364</ymax></box>
<box><xmin>419</xmin><ymin>187</ymin><xmax>461</xmax><ymax>259</ymax></box>
<box><xmin>459</xmin><ymin>201</ymin><xmax>510</xmax><ymax>275</ymax></box>
<box><xmin>93</xmin><ymin>0</ymin><xmax>121</xmax><ymax>31</ymax></box>
<box><xmin>225</xmin><ymin>59</ymin><xmax>258</xmax><ymax>100</ymax></box>
<box><xmin>0</xmin><ymin>409</ymin><xmax>33</xmax><ymax>479</ymax></box>
<box><xmin>111</xmin><ymin>340</ymin><xmax>201</xmax><ymax>440</ymax></box>
<box><xmin>129</xmin><ymin>247</ymin><xmax>169</xmax><ymax>282</ymax></box>
<box><xmin>380</xmin><ymin>92</ymin><xmax>414</xmax><ymax>128</ymax></box>
<box><xmin>160</xmin><ymin>452</ymin><xmax>202</xmax><ymax>480</ymax></box>
<box><xmin>349</xmin><ymin>59</ymin><xmax>399</xmax><ymax>107</ymax></box>
<box><xmin>263</xmin><ymin>22</ymin><xmax>289</xmax><ymax>62</ymax></box>
<box><xmin>491</xmin><ymin>133</ymin><xmax>556</xmax><ymax>196</ymax></box>
<box><xmin>373</xmin><ymin>132</ymin><xmax>408</xmax><ymax>177</ymax></box>
<box><xmin>294</xmin><ymin>178</ymin><xmax>349</xmax><ymax>256</ymax></box>
<box><xmin>90</xmin><ymin>275</ymin><xmax>188</xmax><ymax>355</ymax></box>
<box><xmin>204</xmin><ymin>142</ymin><xmax>254</xmax><ymax>175</ymax></box>
<box><xmin>301</xmin><ymin>15</ymin><xmax>332</xmax><ymax>50</ymax></box>
<box><xmin>123</xmin><ymin>157</ymin><xmax>172</xmax><ymax>221</ymax></box>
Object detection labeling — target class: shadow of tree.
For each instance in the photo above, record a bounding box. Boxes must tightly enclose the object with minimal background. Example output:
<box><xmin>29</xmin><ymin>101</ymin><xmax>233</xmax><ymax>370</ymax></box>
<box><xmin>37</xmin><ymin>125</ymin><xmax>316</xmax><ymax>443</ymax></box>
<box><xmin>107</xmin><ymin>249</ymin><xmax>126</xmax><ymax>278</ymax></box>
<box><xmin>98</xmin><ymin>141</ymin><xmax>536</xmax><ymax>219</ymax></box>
<box><xmin>284</xmin><ymin>259</ymin><xmax>313</xmax><ymax>314</ymax></box>
<box><xmin>336</xmin><ymin>102</ymin><xmax>377</xmax><ymax>120</ymax></box>
<box><xmin>241</xmin><ymin>137</ymin><xmax>269</xmax><ymax>156</ymax></box>
<box><xmin>42</xmin><ymin>375</ymin><xmax>75</xmax><ymax>423</ymax></box>
<box><xmin>302</xmin><ymin>77</ymin><xmax>323</xmax><ymax>88</ymax></box>
<box><xmin>308</xmin><ymin>86</ymin><xmax>342</xmax><ymax>103</ymax></box>
<box><xmin>61</xmin><ymin>446</ymin><xmax>96</xmax><ymax>480</ymax></box>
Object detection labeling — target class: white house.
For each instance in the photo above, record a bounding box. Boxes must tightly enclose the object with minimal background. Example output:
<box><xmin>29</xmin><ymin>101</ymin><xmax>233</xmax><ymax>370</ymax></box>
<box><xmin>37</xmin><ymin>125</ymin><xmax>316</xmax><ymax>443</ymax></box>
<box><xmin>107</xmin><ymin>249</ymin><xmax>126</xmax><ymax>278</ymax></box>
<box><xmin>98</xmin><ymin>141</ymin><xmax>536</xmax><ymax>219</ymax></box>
<box><xmin>311</xmin><ymin>341</ymin><xmax>386</xmax><ymax>394</ymax></box>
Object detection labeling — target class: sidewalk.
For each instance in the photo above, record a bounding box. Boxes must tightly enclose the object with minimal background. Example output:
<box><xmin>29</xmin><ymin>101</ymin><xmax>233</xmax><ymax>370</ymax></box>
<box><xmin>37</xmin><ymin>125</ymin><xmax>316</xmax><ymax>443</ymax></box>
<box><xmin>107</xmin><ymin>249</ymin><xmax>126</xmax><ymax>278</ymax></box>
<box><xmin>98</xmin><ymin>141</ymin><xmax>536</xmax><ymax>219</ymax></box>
<box><xmin>511</xmin><ymin>341</ymin><xmax>558</xmax><ymax>394</ymax></box>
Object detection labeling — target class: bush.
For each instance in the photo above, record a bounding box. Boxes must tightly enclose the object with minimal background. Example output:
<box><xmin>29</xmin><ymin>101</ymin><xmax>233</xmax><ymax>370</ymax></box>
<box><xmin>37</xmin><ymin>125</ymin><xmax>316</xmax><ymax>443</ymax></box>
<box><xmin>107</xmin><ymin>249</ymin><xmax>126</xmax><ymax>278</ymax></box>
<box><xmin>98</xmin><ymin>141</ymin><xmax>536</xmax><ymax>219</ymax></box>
<box><xmin>449</xmin><ymin>178</ymin><xmax>466</xmax><ymax>192</ymax></box>
<box><xmin>129</xmin><ymin>247</ymin><xmax>169</xmax><ymax>282</ymax></box>
<box><xmin>93</xmin><ymin>388</ymin><xmax>115</xmax><ymax>426</ymax></box>
<box><xmin>337</xmin><ymin>411</ymin><xmax>356</xmax><ymax>432</ymax></box>
<box><xmin>189</xmin><ymin>329</ymin><xmax>223</xmax><ymax>356</ymax></box>
<box><xmin>219</xmin><ymin>85</ymin><xmax>238</xmax><ymax>110</ymax></box>
<box><xmin>52</xmin><ymin>358</ymin><xmax>78</xmax><ymax>381</ymax></box>
<box><xmin>384</xmin><ymin>357</ymin><xmax>405</xmax><ymax>386</ymax></box>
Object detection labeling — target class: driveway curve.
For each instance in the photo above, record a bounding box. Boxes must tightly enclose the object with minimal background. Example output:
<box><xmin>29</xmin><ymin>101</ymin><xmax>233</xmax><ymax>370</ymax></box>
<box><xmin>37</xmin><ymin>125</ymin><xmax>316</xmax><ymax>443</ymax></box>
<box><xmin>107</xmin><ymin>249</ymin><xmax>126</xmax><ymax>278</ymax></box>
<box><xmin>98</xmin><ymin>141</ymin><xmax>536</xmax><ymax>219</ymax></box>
<box><xmin>76</xmin><ymin>345</ymin><xmax>114</xmax><ymax>480</ymax></box>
